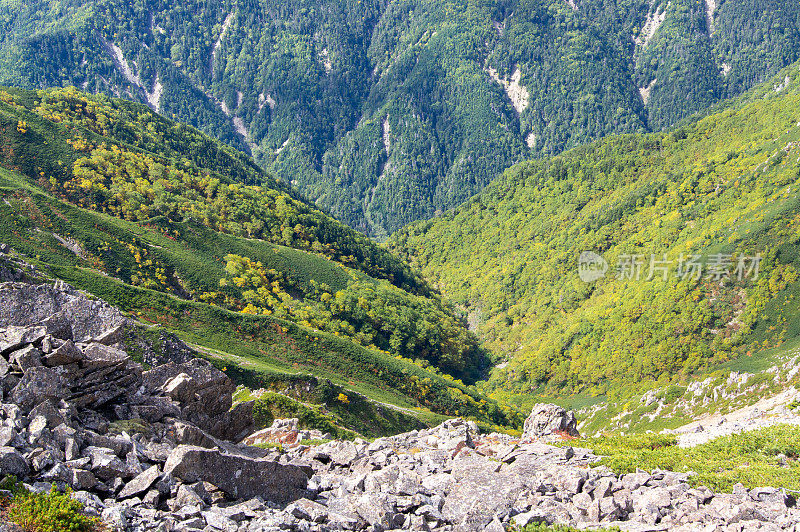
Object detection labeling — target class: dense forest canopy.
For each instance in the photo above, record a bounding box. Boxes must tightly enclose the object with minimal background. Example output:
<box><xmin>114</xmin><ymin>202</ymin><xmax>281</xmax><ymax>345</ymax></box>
<box><xmin>1</xmin><ymin>0</ymin><xmax>798</xmax><ymax>237</ymax></box>
<box><xmin>390</xmin><ymin>63</ymin><xmax>800</xmax><ymax>397</ymax></box>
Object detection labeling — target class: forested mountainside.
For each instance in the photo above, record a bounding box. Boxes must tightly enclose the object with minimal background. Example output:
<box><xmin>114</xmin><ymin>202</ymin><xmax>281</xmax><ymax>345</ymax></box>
<box><xmin>1</xmin><ymin>0</ymin><xmax>798</xmax><ymax>238</ymax></box>
<box><xmin>0</xmin><ymin>86</ymin><xmax>519</xmax><ymax>429</ymax></box>
<box><xmin>390</xmin><ymin>63</ymin><xmax>800</xmax><ymax>401</ymax></box>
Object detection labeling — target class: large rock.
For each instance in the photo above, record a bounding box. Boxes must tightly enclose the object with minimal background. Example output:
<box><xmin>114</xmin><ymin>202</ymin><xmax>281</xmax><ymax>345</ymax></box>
<box><xmin>11</xmin><ymin>366</ymin><xmax>69</xmax><ymax>412</ymax></box>
<box><xmin>0</xmin><ymin>325</ymin><xmax>47</xmax><ymax>354</ymax></box>
<box><xmin>0</xmin><ymin>446</ymin><xmax>29</xmax><ymax>477</ymax></box>
<box><xmin>80</xmin><ymin>343</ymin><xmax>129</xmax><ymax>370</ymax></box>
<box><xmin>142</xmin><ymin>359</ymin><xmax>235</xmax><ymax>435</ymax></box>
<box><xmin>442</xmin><ymin>457</ymin><xmax>524</xmax><ymax>531</ymax></box>
<box><xmin>0</xmin><ymin>282</ymin><xmax>125</xmax><ymax>342</ymax></box>
<box><xmin>522</xmin><ymin>403</ymin><xmax>579</xmax><ymax>441</ymax></box>
<box><xmin>210</xmin><ymin>400</ymin><xmax>255</xmax><ymax>443</ymax></box>
<box><xmin>43</xmin><ymin>339</ymin><xmax>84</xmax><ymax>367</ymax></box>
<box><xmin>163</xmin><ymin>445</ymin><xmax>310</xmax><ymax>503</ymax></box>
<box><xmin>118</xmin><ymin>465</ymin><xmax>161</xmax><ymax>499</ymax></box>
<box><xmin>67</xmin><ymin>346</ymin><xmax>143</xmax><ymax>409</ymax></box>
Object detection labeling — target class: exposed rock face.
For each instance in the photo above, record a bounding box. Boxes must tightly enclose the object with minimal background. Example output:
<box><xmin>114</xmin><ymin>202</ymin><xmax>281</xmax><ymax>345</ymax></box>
<box><xmin>0</xmin><ymin>263</ymin><xmax>318</xmax><ymax>530</ymax></box>
<box><xmin>163</xmin><ymin>445</ymin><xmax>310</xmax><ymax>502</ymax></box>
<box><xmin>522</xmin><ymin>403</ymin><xmax>580</xmax><ymax>441</ymax></box>
<box><xmin>0</xmin><ymin>250</ymin><xmax>40</xmax><ymax>283</ymax></box>
<box><xmin>141</xmin><ymin>359</ymin><xmax>240</xmax><ymax>438</ymax></box>
<box><xmin>242</xmin><ymin>417</ymin><xmax>331</xmax><ymax>448</ymax></box>
<box><xmin>0</xmin><ymin>281</ymin><xmax>125</xmax><ymax>342</ymax></box>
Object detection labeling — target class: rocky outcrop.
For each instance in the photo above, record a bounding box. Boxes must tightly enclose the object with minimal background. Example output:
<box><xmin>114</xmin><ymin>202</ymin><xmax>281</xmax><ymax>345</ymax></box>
<box><xmin>0</xmin><ymin>268</ymin><xmax>312</xmax><ymax>530</ymax></box>
<box><xmin>163</xmin><ymin>445</ymin><xmax>310</xmax><ymax>502</ymax></box>
<box><xmin>242</xmin><ymin>418</ymin><xmax>332</xmax><ymax>448</ymax></box>
<box><xmin>141</xmin><ymin>359</ymin><xmax>241</xmax><ymax>438</ymax></box>
<box><xmin>0</xmin><ymin>246</ymin><xmax>41</xmax><ymax>283</ymax></box>
<box><xmin>522</xmin><ymin>403</ymin><xmax>580</xmax><ymax>441</ymax></box>
<box><xmin>0</xmin><ymin>281</ymin><xmax>125</xmax><ymax>342</ymax></box>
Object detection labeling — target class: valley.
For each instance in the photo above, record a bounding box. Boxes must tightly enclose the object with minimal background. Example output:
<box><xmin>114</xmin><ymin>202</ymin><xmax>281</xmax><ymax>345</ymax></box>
<box><xmin>0</xmin><ymin>85</ymin><xmax>518</xmax><ymax>437</ymax></box>
<box><xmin>2</xmin><ymin>2</ymin><xmax>800</xmax><ymax>530</ymax></box>
<box><xmin>391</xmin><ymin>61</ymin><xmax>800</xmax><ymax>423</ymax></box>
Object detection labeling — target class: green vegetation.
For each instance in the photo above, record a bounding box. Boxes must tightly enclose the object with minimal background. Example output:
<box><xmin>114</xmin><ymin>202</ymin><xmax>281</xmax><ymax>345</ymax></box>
<box><xmin>510</xmin><ymin>524</ymin><xmax>621</xmax><ymax>532</ymax></box>
<box><xmin>108</xmin><ymin>418</ymin><xmax>154</xmax><ymax>437</ymax></box>
<box><xmin>217</xmin><ymin>253</ymin><xmax>486</xmax><ymax>380</ymax></box>
<box><xmin>392</xmin><ymin>62</ymin><xmax>800</xmax><ymax>400</ymax></box>
<box><xmin>0</xmin><ymin>85</ymin><xmax>427</xmax><ymax>293</ymax></box>
<box><xmin>0</xmin><ymin>477</ymin><xmax>100</xmax><ymax>532</ymax></box>
<box><xmin>247</xmin><ymin>390</ymin><xmax>361</xmax><ymax>441</ymax></box>
<box><xmin>570</xmin><ymin>425</ymin><xmax>800</xmax><ymax>492</ymax></box>
<box><xmin>235</xmin><ymin>382</ymin><xmax>427</xmax><ymax>440</ymax></box>
<box><xmin>302</xmin><ymin>438</ymin><xmax>335</xmax><ymax>446</ymax></box>
<box><xmin>0</xmin><ymin>85</ymin><xmax>520</xmax><ymax>432</ymax></box>
<box><xmin>1</xmin><ymin>0</ymin><xmax>798</xmax><ymax>237</ymax></box>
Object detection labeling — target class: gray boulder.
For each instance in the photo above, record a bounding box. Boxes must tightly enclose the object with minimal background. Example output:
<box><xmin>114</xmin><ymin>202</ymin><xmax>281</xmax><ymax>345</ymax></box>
<box><xmin>442</xmin><ymin>457</ymin><xmax>524</xmax><ymax>531</ymax></box>
<box><xmin>11</xmin><ymin>366</ymin><xmax>69</xmax><ymax>412</ymax></box>
<box><xmin>0</xmin><ymin>282</ymin><xmax>125</xmax><ymax>342</ymax></box>
<box><xmin>0</xmin><ymin>446</ymin><xmax>29</xmax><ymax>477</ymax></box>
<box><xmin>142</xmin><ymin>359</ymin><xmax>235</xmax><ymax>436</ymax></box>
<box><xmin>210</xmin><ymin>400</ymin><xmax>255</xmax><ymax>443</ymax></box>
<box><xmin>43</xmin><ymin>339</ymin><xmax>83</xmax><ymax>367</ymax></box>
<box><xmin>118</xmin><ymin>465</ymin><xmax>161</xmax><ymax>499</ymax></box>
<box><xmin>0</xmin><ymin>325</ymin><xmax>47</xmax><ymax>355</ymax></box>
<box><xmin>522</xmin><ymin>403</ymin><xmax>579</xmax><ymax>441</ymax></box>
<box><xmin>163</xmin><ymin>445</ymin><xmax>310</xmax><ymax>503</ymax></box>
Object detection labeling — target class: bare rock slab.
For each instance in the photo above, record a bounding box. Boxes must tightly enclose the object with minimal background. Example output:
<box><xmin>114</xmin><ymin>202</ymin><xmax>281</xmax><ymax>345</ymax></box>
<box><xmin>163</xmin><ymin>445</ymin><xmax>310</xmax><ymax>503</ymax></box>
<box><xmin>118</xmin><ymin>465</ymin><xmax>160</xmax><ymax>499</ymax></box>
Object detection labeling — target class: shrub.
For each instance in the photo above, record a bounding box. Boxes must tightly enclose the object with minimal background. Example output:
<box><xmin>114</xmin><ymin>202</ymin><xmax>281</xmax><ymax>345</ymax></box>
<box><xmin>510</xmin><ymin>523</ymin><xmax>621</xmax><ymax>531</ymax></box>
<box><xmin>0</xmin><ymin>476</ymin><xmax>101</xmax><ymax>532</ymax></box>
<box><xmin>568</xmin><ymin>425</ymin><xmax>800</xmax><ymax>492</ymax></box>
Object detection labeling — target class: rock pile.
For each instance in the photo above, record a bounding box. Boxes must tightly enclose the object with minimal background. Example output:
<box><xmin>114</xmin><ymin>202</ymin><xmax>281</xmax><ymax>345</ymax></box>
<box><xmin>259</xmin><ymin>419</ymin><xmax>799</xmax><ymax>531</ymax></box>
<box><xmin>0</xmin><ymin>276</ymin><xmax>311</xmax><ymax>530</ymax></box>
<box><xmin>669</xmin><ymin>386</ymin><xmax>800</xmax><ymax>448</ymax></box>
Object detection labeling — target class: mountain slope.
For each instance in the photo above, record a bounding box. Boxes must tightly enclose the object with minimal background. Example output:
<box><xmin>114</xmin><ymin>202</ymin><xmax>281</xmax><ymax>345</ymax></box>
<box><xmin>390</xmin><ymin>63</ymin><xmax>800</xmax><ymax>400</ymax></box>
<box><xmin>0</xmin><ymin>85</ymin><xmax>517</xmax><ymax>430</ymax></box>
<box><xmin>1</xmin><ymin>0</ymin><xmax>798</xmax><ymax>237</ymax></box>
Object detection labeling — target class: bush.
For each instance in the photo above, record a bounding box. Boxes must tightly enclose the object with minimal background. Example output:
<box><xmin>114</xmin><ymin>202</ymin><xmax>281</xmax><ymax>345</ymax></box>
<box><xmin>511</xmin><ymin>523</ymin><xmax>621</xmax><ymax>531</ymax></box>
<box><xmin>0</xmin><ymin>476</ymin><xmax>101</xmax><ymax>532</ymax></box>
<box><xmin>251</xmin><ymin>392</ymin><xmax>359</xmax><ymax>440</ymax></box>
<box><xmin>569</xmin><ymin>425</ymin><xmax>800</xmax><ymax>492</ymax></box>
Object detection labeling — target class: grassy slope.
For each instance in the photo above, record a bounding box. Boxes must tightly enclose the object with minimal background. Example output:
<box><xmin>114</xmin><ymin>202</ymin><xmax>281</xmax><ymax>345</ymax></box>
<box><xmin>0</xmin><ymin>162</ymin><xmax>518</xmax><ymax>433</ymax></box>
<box><xmin>0</xmin><ymin>85</ymin><xmax>429</xmax><ymax>295</ymax></box>
<box><xmin>391</xmin><ymin>61</ymin><xmax>800</xmax><ymax>417</ymax></box>
<box><xmin>567</xmin><ymin>425</ymin><xmax>800</xmax><ymax>492</ymax></box>
<box><xmin>0</xmin><ymin>86</ymin><xmax>519</xmax><ymax>433</ymax></box>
